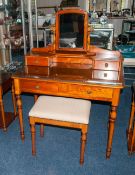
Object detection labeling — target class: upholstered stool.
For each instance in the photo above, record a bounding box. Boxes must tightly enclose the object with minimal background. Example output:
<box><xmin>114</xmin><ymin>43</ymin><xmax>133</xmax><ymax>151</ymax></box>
<box><xmin>29</xmin><ymin>95</ymin><xmax>91</xmax><ymax>165</ymax></box>
<box><xmin>127</xmin><ymin>82</ymin><xmax>135</xmax><ymax>154</ymax></box>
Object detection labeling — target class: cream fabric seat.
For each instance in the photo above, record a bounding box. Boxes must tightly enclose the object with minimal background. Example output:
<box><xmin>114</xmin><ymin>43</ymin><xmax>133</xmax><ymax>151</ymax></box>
<box><xmin>29</xmin><ymin>95</ymin><xmax>91</xmax><ymax>165</ymax></box>
<box><xmin>29</xmin><ymin>95</ymin><xmax>90</xmax><ymax>124</ymax></box>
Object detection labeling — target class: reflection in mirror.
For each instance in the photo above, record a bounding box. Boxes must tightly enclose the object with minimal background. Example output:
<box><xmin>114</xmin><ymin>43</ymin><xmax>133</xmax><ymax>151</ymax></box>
<box><xmin>59</xmin><ymin>13</ymin><xmax>84</xmax><ymax>48</ymax></box>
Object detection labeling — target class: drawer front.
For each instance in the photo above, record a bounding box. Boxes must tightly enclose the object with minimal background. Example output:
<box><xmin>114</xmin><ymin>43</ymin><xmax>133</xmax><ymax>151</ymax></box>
<box><xmin>25</xmin><ymin>66</ymin><xmax>49</xmax><ymax>76</ymax></box>
<box><xmin>93</xmin><ymin>70</ymin><xmax>119</xmax><ymax>80</ymax></box>
<box><xmin>19</xmin><ymin>80</ymin><xmax>113</xmax><ymax>100</ymax></box>
<box><xmin>94</xmin><ymin>60</ymin><xmax>120</xmax><ymax>71</ymax></box>
<box><xmin>59</xmin><ymin>83</ymin><xmax>113</xmax><ymax>100</ymax></box>
<box><xmin>25</xmin><ymin>55</ymin><xmax>49</xmax><ymax>66</ymax></box>
<box><xmin>20</xmin><ymin>80</ymin><xmax>58</xmax><ymax>94</ymax></box>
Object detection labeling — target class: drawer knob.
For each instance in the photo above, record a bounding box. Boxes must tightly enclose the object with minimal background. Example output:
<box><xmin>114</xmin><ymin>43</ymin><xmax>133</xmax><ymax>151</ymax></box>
<box><xmin>105</xmin><ymin>63</ymin><xmax>108</xmax><ymax>68</ymax></box>
<box><xmin>104</xmin><ymin>73</ymin><xmax>107</xmax><ymax>77</ymax></box>
<box><xmin>87</xmin><ymin>90</ymin><xmax>91</xmax><ymax>94</ymax></box>
<box><xmin>35</xmin><ymin>60</ymin><xmax>39</xmax><ymax>64</ymax></box>
<box><xmin>35</xmin><ymin>85</ymin><xmax>40</xmax><ymax>89</ymax></box>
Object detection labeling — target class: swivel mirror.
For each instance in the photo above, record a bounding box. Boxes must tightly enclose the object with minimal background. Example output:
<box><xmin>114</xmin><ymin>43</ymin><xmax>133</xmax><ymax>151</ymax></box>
<box><xmin>55</xmin><ymin>8</ymin><xmax>88</xmax><ymax>52</ymax></box>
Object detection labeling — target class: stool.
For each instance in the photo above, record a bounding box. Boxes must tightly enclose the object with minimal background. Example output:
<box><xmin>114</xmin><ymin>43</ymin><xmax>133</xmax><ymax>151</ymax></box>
<box><xmin>127</xmin><ymin>83</ymin><xmax>135</xmax><ymax>154</ymax></box>
<box><xmin>29</xmin><ymin>95</ymin><xmax>91</xmax><ymax>165</ymax></box>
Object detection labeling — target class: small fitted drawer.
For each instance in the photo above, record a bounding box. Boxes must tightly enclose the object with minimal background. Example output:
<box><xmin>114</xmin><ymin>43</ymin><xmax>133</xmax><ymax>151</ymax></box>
<box><xmin>25</xmin><ymin>66</ymin><xmax>49</xmax><ymax>76</ymax></box>
<box><xmin>93</xmin><ymin>60</ymin><xmax>120</xmax><ymax>71</ymax></box>
<box><xmin>25</xmin><ymin>55</ymin><xmax>50</xmax><ymax>66</ymax></box>
<box><xmin>92</xmin><ymin>70</ymin><xmax>119</xmax><ymax>80</ymax></box>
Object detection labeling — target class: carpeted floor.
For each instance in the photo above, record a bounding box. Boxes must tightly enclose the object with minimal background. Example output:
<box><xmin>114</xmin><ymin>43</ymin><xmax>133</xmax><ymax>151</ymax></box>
<box><xmin>0</xmin><ymin>86</ymin><xmax>135</xmax><ymax>175</ymax></box>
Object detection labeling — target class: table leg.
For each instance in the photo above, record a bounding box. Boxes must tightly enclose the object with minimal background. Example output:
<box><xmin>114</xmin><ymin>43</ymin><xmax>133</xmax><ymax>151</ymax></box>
<box><xmin>16</xmin><ymin>94</ymin><xmax>25</xmax><ymax>140</ymax></box>
<box><xmin>106</xmin><ymin>105</ymin><xmax>117</xmax><ymax>158</ymax></box>
<box><xmin>106</xmin><ymin>89</ymin><xmax>120</xmax><ymax>158</ymax></box>
<box><xmin>0</xmin><ymin>91</ymin><xmax>7</xmax><ymax>131</ymax></box>
<box><xmin>11</xmin><ymin>83</ymin><xmax>17</xmax><ymax>117</ymax></box>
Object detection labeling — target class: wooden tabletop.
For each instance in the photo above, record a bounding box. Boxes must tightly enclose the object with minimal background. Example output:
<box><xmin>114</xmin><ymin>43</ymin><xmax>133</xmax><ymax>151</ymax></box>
<box><xmin>12</xmin><ymin>63</ymin><xmax>124</xmax><ymax>87</ymax></box>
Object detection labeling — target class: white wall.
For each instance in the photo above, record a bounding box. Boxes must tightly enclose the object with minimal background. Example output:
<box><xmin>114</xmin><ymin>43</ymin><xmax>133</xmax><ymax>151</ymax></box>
<box><xmin>123</xmin><ymin>0</ymin><xmax>133</xmax><ymax>10</ymax></box>
<box><xmin>29</xmin><ymin>0</ymin><xmax>89</xmax><ymax>14</ymax></box>
<box><xmin>37</xmin><ymin>0</ymin><xmax>62</xmax><ymax>7</ymax></box>
<box><xmin>36</xmin><ymin>0</ymin><xmax>88</xmax><ymax>11</ymax></box>
<box><xmin>78</xmin><ymin>0</ymin><xmax>89</xmax><ymax>11</ymax></box>
<box><xmin>36</xmin><ymin>0</ymin><xmax>88</xmax><ymax>9</ymax></box>
<box><xmin>25</xmin><ymin>0</ymin><xmax>134</xmax><ymax>12</ymax></box>
<box><xmin>0</xmin><ymin>0</ymin><xmax>2</xmax><ymax>5</ymax></box>
<box><xmin>33</xmin><ymin>0</ymin><xmax>62</xmax><ymax>14</ymax></box>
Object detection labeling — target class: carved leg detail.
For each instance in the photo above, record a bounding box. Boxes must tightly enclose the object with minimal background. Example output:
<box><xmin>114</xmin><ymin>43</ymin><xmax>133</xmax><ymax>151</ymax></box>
<box><xmin>16</xmin><ymin>95</ymin><xmax>24</xmax><ymax>140</ymax></box>
<box><xmin>106</xmin><ymin>106</ymin><xmax>117</xmax><ymax>159</ymax></box>
<box><xmin>80</xmin><ymin>130</ymin><xmax>87</xmax><ymax>165</ymax></box>
<box><xmin>40</xmin><ymin>124</ymin><xmax>44</xmax><ymax>137</ymax></box>
<box><xmin>31</xmin><ymin>123</ymin><xmax>36</xmax><ymax>155</ymax></box>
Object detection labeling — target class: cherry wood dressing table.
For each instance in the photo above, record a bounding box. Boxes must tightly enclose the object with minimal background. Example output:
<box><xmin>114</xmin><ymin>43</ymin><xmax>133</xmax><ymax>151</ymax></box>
<box><xmin>12</xmin><ymin>8</ymin><xmax>124</xmax><ymax>159</ymax></box>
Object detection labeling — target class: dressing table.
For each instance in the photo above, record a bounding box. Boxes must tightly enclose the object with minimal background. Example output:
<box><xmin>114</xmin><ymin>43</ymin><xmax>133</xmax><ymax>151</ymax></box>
<box><xmin>12</xmin><ymin>8</ymin><xmax>124</xmax><ymax>159</ymax></box>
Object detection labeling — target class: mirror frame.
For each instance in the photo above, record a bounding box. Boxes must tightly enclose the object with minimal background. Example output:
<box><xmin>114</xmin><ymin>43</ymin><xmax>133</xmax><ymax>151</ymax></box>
<box><xmin>55</xmin><ymin>8</ymin><xmax>88</xmax><ymax>52</ymax></box>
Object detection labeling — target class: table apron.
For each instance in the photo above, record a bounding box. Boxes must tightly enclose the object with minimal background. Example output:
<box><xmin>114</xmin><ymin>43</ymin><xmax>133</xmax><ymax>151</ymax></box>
<box><xmin>14</xmin><ymin>79</ymin><xmax>115</xmax><ymax>102</ymax></box>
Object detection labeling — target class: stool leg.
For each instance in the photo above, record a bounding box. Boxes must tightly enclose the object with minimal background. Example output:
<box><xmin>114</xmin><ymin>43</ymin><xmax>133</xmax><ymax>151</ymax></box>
<box><xmin>34</xmin><ymin>95</ymin><xmax>39</xmax><ymax>103</ymax></box>
<box><xmin>40</xmin><ymin>124</ymin><xmax>44</xmax><ymax>137</ymax></box>
<box><xmin>80</xmin><ymin>126</ymin><xmax>88</xmax><ymax>165</ymax></box>
<box><xmin>31</xmin><ymin>123</ymin><xmax>36</xmax><ymax>155</ymax></box>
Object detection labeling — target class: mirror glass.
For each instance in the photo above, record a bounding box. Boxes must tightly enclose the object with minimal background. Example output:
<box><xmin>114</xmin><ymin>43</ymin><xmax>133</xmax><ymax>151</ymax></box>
<box><xmin>59</xmin><ymin>13</ymin><xmax>84</xmax><ymax>48</ymax></box>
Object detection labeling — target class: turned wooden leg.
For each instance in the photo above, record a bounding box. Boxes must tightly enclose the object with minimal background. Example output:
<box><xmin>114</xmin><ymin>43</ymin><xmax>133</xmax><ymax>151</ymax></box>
<box><xmin>0</xmin><ymin>91</ymin><xmax>7</xmax><ymax>131</ymax></box>
<box><xmin>40</xmin><ymin>124</ymin><xmax>44</xmax><ymax>137</ymax></box>
<box><xmin>11</xmin><ymin>83</ymin><xmax>17</xmax><ymax>117</ymax></box>
<box><xmin>106</xmin><ymin>105</ymin><xmax>117</xmax><ymax>159</ymax></box>
<box><xmin>16</xmin><ymin>95</ymin><xmax>25</xmax><ymax>140</ymax></box>
<box><xmin>31</xmin><ymin>123</ymin><xmax>36</xmax><ymax>155</ymax></box>
<box><xmin>80</xmin><ymin>126</ymin><xmax>88</xmax><ymax>165</ymax></box>
<box><xmin>106</xmin><ymin>89</ymin><xmax>120</xmax><ymax>158</ymax></box>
